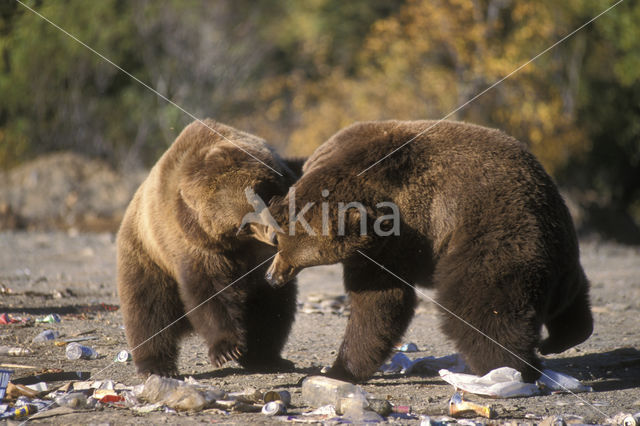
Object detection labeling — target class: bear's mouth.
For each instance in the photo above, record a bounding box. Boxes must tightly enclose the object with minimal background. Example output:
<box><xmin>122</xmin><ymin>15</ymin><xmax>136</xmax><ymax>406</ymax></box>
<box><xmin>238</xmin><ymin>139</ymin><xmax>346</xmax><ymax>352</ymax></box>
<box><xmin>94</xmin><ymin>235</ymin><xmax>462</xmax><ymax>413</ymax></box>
<box><xmin>265</xmin><ymin>253</ymin><xmax>297</xmax><ymax>287</ymax></box>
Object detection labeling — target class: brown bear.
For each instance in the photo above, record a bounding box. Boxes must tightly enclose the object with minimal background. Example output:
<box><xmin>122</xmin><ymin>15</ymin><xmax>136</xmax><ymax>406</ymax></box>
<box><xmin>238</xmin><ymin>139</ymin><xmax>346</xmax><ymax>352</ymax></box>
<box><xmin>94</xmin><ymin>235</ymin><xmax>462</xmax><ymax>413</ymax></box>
<box><xmin>117</xmin><ymin>119</ymin><xmax>301</xmax><ymax>377</ymax></box>
<box><xmin>262</xmin><ymin>120</ymin><xmax>593</xmax><ymax>383</ymax></box>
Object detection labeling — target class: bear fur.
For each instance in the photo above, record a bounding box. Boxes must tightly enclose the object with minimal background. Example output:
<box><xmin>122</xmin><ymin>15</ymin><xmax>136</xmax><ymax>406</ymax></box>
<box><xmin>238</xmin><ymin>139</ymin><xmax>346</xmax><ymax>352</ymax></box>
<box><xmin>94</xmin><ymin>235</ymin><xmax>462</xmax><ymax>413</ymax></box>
<box><xmin>264</xmin><ymin>120</ymin><xmax>593</xmax><ymax>383</ymax></box>
<box><xmin>117</xmin><ymin>119</ymin><xmax>300</xmax><ymax>377</ymax></box>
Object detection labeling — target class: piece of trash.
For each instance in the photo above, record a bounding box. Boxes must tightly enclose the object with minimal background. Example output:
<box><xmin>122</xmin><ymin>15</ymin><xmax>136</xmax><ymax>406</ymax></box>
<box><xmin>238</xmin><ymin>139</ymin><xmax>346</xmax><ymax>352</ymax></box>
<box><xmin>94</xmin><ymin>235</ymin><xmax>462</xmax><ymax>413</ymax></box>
<box><xmin>440</xmin><ymin>367</ymin><xmax>541</xmax><ymax>398</ymax></box>
<box><xmin>263</xmin><ymin>390</ymin><xmax>291</xmax><ymax>406</ymax></box>
<box><xmin>448</xmin><ymin>392</ymin><xmax>496</xmax><ymax>419</ymax></box>
<box><xmin>607</xmin><ymin>412</ymin><xmax>640</xmax><ymax>426</ymax></box>
<box><xmin>55</xmin><ymin>392</ymin><xmax>88</xmax><ymax>408</ymax></box>
<box><xmin>303</xmin><ymin>404</ymin><xmax>338</xmax><ymax>416</ymax></box>
<box><xmin>138</xmin><ymin>374</ymin><xmax>226</xmax><ymax>411</ymax></box>
<box><xmin>0</xmin><ymin>363</ymin><xmax>37</xmax><ymax>369</ymax></box>
<box><xmin>36</xmin><ymin>314</ymin><xmax>61</xmax><ymax>324</ymax></box>
<box><xmin>32</xmin><ymin>330</ymin><xmax>60</xmax><ymax>343</ymax></box>
<box><xmin>262</xmin><ymin>400</ymin><xmax>287</xmax><ymax>416</ymax></box>
<box><xmin>115</xmin><ymin>350</ymin><xmax>132</xmax><ymax>362</ymax></box>
<box><xmin>130</xmin><ymin>402</ymin><xmax>165</xmax><ymax>414</ymax></box>
<box><xmin>537</xmin><ymin>369</ymin><xmax>593</xmax><ymax>393</ymax></box>
<box><xmin>65</xmin><ymin>343</ymin><xmax>98</xmax><ymax>360</ymax></box>
<box><xmin>6</xmin><ymin>382</ymin><xmax>40</xmax><ymax>398</ymax></box>
<box><xmin>10</xmin><ymin>404</ymin><xmax>37</xmax><ymax>419</ymax></box>
<box><xmin>0</xmin><ymin>313</ymin><xmax>18</xmax><ymax>324</ymax></box>
<box><xmin>215</xmin><ymin>399</ymin><xmax>262</xmax><ymax>412</ymax></box>
<box><xmin>0</xmin><ymin>346</ymin><xmax>31</xmax><ymax>356</ymax></box>
<box><xmin>439</xmin><ymin>366</ymin><xmax>591</xmax><ymax>398</ymax></box>
<box><xmin>301</xmin><ymin>376</ymin><xmax>368</xmax><ymax>409</ymax></box>
<box><xmin>0</xmin><ymin>369</ymin><xmax>11</xmax><ymax>400</ymax></box>
<box><xmin>382</xmin><ymin>352</ymin><xmax>467</xmax><ymax>375</ymax></box>
<box><xmin>98</xmin><ymin>394</ymin><xmax>125</xmax><ymax>404</ymax></box>
<box><xmin>393</xmin><ymin>404</ymin><xmax>411</xmax><ymax>414</ymax></box>
<box><xmin>25</xmin><ymin>381</ymin><xmax>48</xmax><ymax>393</ymax></box>
<box><xmin>395</xmin><ymin>342</ymin><xmax>419</xmax><ymax>352</ymax></box>
<box><xmin>54</xmin><ymin>336</ymin><xmax>99</xmax><ymax>346</ymax></box>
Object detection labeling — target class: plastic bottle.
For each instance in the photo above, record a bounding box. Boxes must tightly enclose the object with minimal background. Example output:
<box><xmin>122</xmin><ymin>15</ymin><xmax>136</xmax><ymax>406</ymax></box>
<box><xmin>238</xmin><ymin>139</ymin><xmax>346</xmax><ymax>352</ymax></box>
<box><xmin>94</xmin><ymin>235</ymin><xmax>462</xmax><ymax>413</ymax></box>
<box><xmin>0</xmin><ymin>346</ymin><xmax>31</xmax><ymax>356</ymax></box>
<box><xmin>139</xmin><ymin>374</ymin><xmax>226</xmax><ymax>411</ymax></box>
<box><xmin>55</xmin><ymin>392</ymin><xmax>88</xmax><ymax>408</ymax></box>
<box><xmin>301</xmin><ymin>376</ymin><xmax>367</xmax><ymax>409</ymax></box>
<box><xmin>65</xmin><ymin>343</ymin><xmax>98</xmax><ymax>360</ymax></box>
<box><xmin>32</xmin><ymin>330</ymin><xmax>59</xmax><ymax>343</ymax></box>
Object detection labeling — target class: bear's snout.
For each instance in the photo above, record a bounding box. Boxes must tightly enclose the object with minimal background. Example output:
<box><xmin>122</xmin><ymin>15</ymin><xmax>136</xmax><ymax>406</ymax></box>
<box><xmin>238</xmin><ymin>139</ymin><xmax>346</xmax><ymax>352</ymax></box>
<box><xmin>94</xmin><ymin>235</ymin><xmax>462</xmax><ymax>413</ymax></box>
<box><xmin>265</xmin><ymin>253</ymin><xmax>296</xmax><ymax>287</ymax></box>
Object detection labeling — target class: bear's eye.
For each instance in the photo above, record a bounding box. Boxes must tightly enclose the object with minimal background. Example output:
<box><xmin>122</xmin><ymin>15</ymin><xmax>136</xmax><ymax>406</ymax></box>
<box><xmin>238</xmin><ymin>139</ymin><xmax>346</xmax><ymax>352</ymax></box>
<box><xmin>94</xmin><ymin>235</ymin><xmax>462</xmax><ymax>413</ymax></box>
<box><xmin>269</xmin><ymin>231</ymin><xmax>278</xmax><ymax>245</ymax></box>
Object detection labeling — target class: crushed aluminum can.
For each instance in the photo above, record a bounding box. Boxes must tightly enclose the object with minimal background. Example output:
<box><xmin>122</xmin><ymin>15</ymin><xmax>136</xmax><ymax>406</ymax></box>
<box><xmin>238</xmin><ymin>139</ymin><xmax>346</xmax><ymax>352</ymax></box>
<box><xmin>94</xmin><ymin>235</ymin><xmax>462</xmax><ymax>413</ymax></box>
<box><xmin>116</xmin><ymin>350</ymin><xmax>132</xmax><ymax>362</ymax></box>
<box><xmin>624</xmin><ymin>413</ymin><xmax>640</xmax><ymax>426</ymax></box>
<box><xmin>11</xmin><ymin>404</ymin><xmax>37</xmax><ymax>419</ymax></box>
<box><xmin>263</xmin><ymin>390</ymin><xmax>291</xmax><ymax>406</ymax></box>
<box><xmin>36</xmin><ymin>314</ymin><xmax>61</xmax><ymax>324</ymax></box>
<box><xmin>66</xmin><ymin>343</ymin><xmax>98</xmax><ymax>360</ymax></box>
<box><xmin>262</xmin><ymin>400</ymin><xmax>287</xmax><ymax>416</ymax></box>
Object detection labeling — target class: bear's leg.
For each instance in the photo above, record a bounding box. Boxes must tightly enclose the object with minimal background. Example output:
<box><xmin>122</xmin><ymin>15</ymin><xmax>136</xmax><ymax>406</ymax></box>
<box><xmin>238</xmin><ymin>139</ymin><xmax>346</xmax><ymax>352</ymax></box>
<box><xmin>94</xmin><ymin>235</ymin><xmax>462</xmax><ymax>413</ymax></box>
<box><xmin>118</xmin><ymin>243</ymin><xmax>191</xmax><ymax>377</ymax></box>
<box><xmin>540</xmin><ymin>276</ymin><xmax>593</xmax><ymax>355</ymax></box>
<box><xmin>327</xmin><ymin>263</ymin><xmax>417</xmax><ymax>383</ymax></box>
<box><xmin>239</xmin><ymin>279</ymin><xmax>297</xmax><ymax>372</ymax></box>
<box><xmin>177</xmin><ymin>261</ymin><xmax>247</xmax><ymax>369</ymax></box>
<box><xmin>436</xmin><ymin>279</ymin><xmax>543</xmax><ymax>383</ymax></box>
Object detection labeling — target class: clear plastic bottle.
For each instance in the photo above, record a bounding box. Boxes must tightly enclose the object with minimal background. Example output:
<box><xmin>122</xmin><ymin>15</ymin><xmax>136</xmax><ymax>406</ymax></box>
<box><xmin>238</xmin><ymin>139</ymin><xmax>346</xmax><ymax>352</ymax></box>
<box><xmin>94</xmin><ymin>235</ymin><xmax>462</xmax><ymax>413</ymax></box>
<box><xmin>65</xmin><ymin>342</ymin><xmax>98</xmax><ymax>360</ymax></box>
<box><xmin>32</xmin><ymin>330</ymin><xmax>59</xmax><ymax>343</ymax></box>
<box><xmin>301</xmin><ymin>376</ymin><xmax>367</xmax><ymax>409</ymax></box>
<box><xmin>55</xmin><ymin>392</ymin><xmax>88</xmax><ymax>408</ymax></box>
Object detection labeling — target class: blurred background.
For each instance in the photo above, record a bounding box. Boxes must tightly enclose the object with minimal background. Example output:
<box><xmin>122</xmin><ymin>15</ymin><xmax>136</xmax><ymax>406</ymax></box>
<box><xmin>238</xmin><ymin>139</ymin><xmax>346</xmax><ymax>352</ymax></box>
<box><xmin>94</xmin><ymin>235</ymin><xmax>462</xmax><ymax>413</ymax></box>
<box><xmin>0</xmin><ymin>0</ymin><xmax>638</xmax><ymax>242</ymax></box>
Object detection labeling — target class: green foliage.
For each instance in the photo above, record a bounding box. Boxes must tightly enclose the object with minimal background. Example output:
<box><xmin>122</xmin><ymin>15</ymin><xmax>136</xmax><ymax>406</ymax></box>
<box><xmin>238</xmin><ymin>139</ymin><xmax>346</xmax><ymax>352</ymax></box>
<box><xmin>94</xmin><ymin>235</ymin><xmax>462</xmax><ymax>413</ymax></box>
<box><xmin>0</xmin><ymin>0</ymin><xmax>638</xmax><ymax>233</ymax></box>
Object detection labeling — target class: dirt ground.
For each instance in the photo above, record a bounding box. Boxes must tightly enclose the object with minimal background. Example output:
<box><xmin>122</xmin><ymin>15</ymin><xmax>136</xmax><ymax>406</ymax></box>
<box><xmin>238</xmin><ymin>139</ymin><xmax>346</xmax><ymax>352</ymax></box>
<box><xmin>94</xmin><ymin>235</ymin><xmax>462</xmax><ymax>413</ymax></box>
<box><xmin>0</xmin><ymin>231</ymin><xmax>639</xmax><ymax>424</ymax></box>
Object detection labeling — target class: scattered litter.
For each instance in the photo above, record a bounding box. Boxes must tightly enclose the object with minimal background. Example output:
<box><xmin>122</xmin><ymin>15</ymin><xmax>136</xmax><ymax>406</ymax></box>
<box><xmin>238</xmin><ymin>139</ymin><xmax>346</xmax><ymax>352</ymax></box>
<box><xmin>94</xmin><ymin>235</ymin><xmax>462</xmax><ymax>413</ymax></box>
<box><xmin>54</xmin><ymin>336</ymin><xmax>99</xmax><ymax>346</ymax></box>
<box><xmin>439</xmin><ymin>367</ymin><xmax>592</xmax><ymax>398</ymax></box>
<box><xmin>263</xmin><ymin>390</ymin><xmax>291</xmax><ymax>405</ymax></box>
<box><xmin>115</xmin><ymin>350</ymin><xmax>132</xmax><ymax>362</ymax></box>
<box><xmin>299</xmin><ymin>293</ymin><xmax>349</xmax><ymax>315</ymax></box>
<box><xmin>36</xmin><ymin>314</ymin><xmax>61</xmax><ymax>324</ymax></box>
<box><xmin>6</xmin><ymin>382</ymin><xmax>41</xmax><ymax>398</ymax></box>
<box><xmin>537</xmin><ymin>369</ymin><xmax>593</xmax><ymax>393</ymax></box>
<box><xmin>32</xmin><ymin>330</ymin><xmax>60</xmax><ymax>343</ymax></box>
<box><xmin>395</xmin><ymin>342</ymin><xmax>419</xmax><ymax>352</ymax></box>
<box><xmin>302</xmin><ymin>375</ymin><xmax>368</xmax><ymax>409</ymax></box>
<box><xmin>440</xmin><ymin>367</ymin><xmax>541</xmax><ymax>398</ymax></box>
<box><xmin>55</xmin><ymin>392</ymin><xmax>88</xmax><ymax>408</ymax></box>
<box><xmin>262</xmin><ymin>400</ymin><xmax>287</xmax><ymax>416</ymax></box>
<box><xmin>0</xmin><ymin>346</ymin><xmax>31</xmax><ymax>356</ymax></box>
<box><xmin>607</xmin><ymin>412</ymin><xmax>640</xmax><ymax>426</ymax></box>
<box><xmin>448</xmin><ymin>392</ymin><xmax>496</xmax><ymax>419</ymax></box>
<box><xmin>0</xmin><ymin>363</ymin><xmax>37</xmax><ymax>369</ymax></box>
<box><xmin>137</xmin><ymin>374</ymin><xmax>226</xmax><ymax>411</ymax></box>
<box><xmin>65</xmin><ymin>342</ymin><xmax>98</xmax><ymax>360</ymax></box>
<box><xmin>381</xmin><ymin>352</ymin><xmax>467</xmax><ymax>375</ymax></box>
<box><xmin>0</xmin><ymin>369</ymin><xmax>11</xmax><ymax>400</ymax></box>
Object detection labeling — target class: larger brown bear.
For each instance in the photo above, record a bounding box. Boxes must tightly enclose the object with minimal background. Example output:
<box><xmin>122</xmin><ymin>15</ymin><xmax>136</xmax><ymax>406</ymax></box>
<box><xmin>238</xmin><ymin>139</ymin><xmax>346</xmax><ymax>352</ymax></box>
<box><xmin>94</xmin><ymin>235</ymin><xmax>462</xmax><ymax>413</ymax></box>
<box><xmin>262</xmin><ymin>120</ymin><xmax>593</xmax><ymax>383</ymax></box>
<box><xmin>117</xmin><ymin>119</ymin><xmax>301</xmax><ymax>377</ymax></box>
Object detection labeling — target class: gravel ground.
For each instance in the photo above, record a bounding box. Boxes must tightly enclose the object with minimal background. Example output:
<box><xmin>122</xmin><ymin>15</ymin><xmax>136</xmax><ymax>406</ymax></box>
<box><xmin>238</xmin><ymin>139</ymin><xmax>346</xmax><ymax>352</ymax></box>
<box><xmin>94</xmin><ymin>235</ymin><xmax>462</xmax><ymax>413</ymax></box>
<box><xmin>0</xmin><ymin>231</ymin><xmax>639</xmax><ymax>424</ymax></box>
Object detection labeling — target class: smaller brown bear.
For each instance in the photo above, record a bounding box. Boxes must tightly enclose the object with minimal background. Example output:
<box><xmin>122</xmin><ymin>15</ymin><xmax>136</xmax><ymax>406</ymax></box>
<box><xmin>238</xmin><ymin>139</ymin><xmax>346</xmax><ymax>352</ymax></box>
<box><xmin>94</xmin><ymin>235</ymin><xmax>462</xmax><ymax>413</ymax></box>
<box><xmin>117</xmin><ymin>119</ymin><xmax>300</xmax><ymax>377</ymax></box>
<box><xmin>263</xmin><ymin>120</ymin><xmax>593</xmax><ymax>383</ymax></box>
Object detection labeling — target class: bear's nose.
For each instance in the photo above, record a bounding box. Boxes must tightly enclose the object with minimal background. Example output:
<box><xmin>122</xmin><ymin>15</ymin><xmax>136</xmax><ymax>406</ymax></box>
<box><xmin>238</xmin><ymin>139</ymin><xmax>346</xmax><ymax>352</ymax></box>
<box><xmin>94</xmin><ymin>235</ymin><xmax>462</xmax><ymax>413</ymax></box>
<box><xmin>265</xmin><ymin>270</ymin><xmax>282</xmax><ymax>287</ymax></box>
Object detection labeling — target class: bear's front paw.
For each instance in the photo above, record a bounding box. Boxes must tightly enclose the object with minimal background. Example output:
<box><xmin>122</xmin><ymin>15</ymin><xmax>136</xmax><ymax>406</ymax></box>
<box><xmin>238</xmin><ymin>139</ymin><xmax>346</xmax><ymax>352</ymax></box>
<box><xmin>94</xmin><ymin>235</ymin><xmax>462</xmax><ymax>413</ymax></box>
<box><xmin>209</xmin><ymin>341</ymin><xmax>244</xmax><ymax>368</ymax></box>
